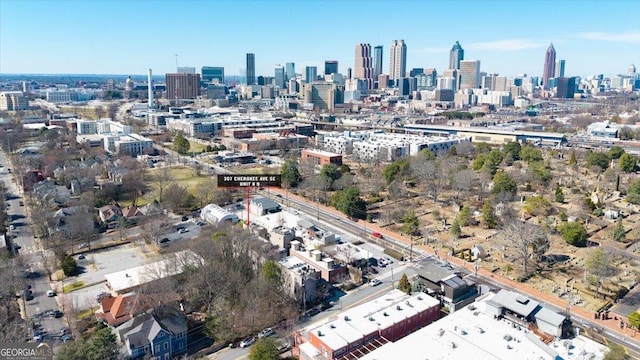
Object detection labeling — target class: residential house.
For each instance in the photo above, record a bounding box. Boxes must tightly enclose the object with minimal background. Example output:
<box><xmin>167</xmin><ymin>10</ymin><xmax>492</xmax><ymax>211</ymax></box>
<box><xmin>115</xmin><ymin>305</ymin><xmax>187</xmax><ymax>360</ymax></box>
<box><xmin>96</xmin><ymin>294</ymin><xmax>139</xmax><ymax>328</ymax></box>
<box><xmin>414</xmin><ymin>261</ymin><xmax>478</xmax><ymax>312</ymax></box>
<box><xmin>99</xmin><ymin>205</ymin><xmax>122</xmax><ymax>223</ymax></box>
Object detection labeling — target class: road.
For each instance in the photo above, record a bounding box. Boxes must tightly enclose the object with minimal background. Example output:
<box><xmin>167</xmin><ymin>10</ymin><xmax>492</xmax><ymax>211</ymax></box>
<box><xmin>0</xmin><ymin>150</ymin><xmax>67</xmax><ymax>346</ymax></box>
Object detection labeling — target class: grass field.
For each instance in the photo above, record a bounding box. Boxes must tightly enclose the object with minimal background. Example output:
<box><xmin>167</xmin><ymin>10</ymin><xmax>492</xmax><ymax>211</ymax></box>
<box><xmin>63</xmin><ymin>281</ymin><xmax>85</xmax><ymax>294</ymax></box>
<box><xmin>127</xmin><ymin>166</ymin><xmax>214</xmax><ymax>204</ymax></box>
<box><xmin>188</xmin><ymin>141</ymin><xmax>207</xmax><ymax>153</ymax></box>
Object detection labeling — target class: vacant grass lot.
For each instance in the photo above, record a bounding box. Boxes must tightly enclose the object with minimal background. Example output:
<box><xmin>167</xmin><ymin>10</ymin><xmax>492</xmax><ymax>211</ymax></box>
<box><xmin>188</xmin><ymin>141</ymin><xmax>207</xmax><ymax>153</ymax></box>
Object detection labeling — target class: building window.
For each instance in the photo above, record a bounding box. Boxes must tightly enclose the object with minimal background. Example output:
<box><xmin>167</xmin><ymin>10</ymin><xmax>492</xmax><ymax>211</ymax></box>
<box><xmin>164</xmin><ymin>342</ymin><xmax>169</xmax><ymax>350</ymax></box>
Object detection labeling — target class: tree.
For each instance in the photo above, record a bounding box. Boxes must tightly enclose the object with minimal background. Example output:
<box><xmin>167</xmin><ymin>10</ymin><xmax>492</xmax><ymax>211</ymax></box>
<box><xmin>483</xmin><ymin>149</ymin><xmax>503</xmax><ymax>175</ymax></box>
<box><xmin>503</xmin><ymin>141</ymin><xmax>521</xmax><ymax>161</ymax></box>
<box><xmin>319</xmin><ymin>164</ymin><xmax>341</xmax><ymax>190</ymax></box>
<box><xmin>398</xmin><ymin>273</ymin><xmax>411</xmax><ymax>294</ymax></box>
<box><xmin>607</xmin><ymin>146</ymin><xmax>625</xmax><ymax>160</ymax></box>
<box><xmin>331</xmin><ymin>187</ymin><xmax>367</xmax><ymax>220</ymax></box>
<box><xmin>502</xmin><ymin>221</ymin><xmax>549</xmax><ymax>273</ymax></box>
<box><xmin>491</xmin><ymin>171</ymin><xmax>517</xmax><ymax>197</ymax></box>
<box><xmin>412</xmin><ymin>157</ymin><xmax>449</xmax><ymax>203</ymax></box>
<box><xmin>261</xmin><ymin>260</ymin><xmax>282</xmax><ymax>284</ymax></box>
<box><xmin>475</xmin><ymin>142</ymin><xmax>491</xmax><ymax>153</ymax></box>
<box><xmin>527</xmin><ymin>162</ymin><xmax>552</xmax><ymax>186</ymax></box>
<box><xmin>172</xmin><ymin>133</ymin><xmax>190</xmax><ymax>154</ymax></box>
<box><xmin>457</xmin><ymin>205</ymin><xmax>473</xmax><ymax>226</ymax></box>
<box><xmin>523</xmin><ymin>196</ymin><xmax>551</xmax><ymax>217</ymax></box>
<box><xmin>629</xmin><ymin>312</ymin><xmax>640</xmax><ymax>329</ymax></box>
<box><xmin>586</xmin><ymin>151</ymin><xmax>609</xmax><ymax>171</ymax></box>
<box><xmin>626</xmin><ymin>179</ymin><xmax>640</xmax><ymax>204</ymax></box>
<box><xmin>152</xmin><ymin>167</ymin><xmax>173</xmax><ymax>203</ymax></box>
<box><xmin>382</xmin><ymin>158</ymin><xmax>410</xmax><ymax>185</ymax></box>
<box><xmin>612</xmin><ymin>218</ymin><xmax>626</xmax><ymax>242</ymax></box>
<box><xmin>520</xmin><ymin>145</ymin><xmax>543</xmax><ymax>163</ymax></box>
<box><xmin>558</xmin><ymin>222</ymin><xmax>588</xmax><ymax>247</ymax></box>
<box><xmin>401</xmin><ymin>210</ymin><xmax>419</xmax><ymax>235</ymax></box>
<box><xmin>604</xmin><ymin>343</ymin><xmax>632</xmax><ymax>360</ymax></box>
<box><xmin>249</xmin><ymin>338</ymin><xmax>280</xmax><ymax>360</ymax></box>
<box><xmin>451</xmin><ymin>168</ymin><xmax>476</xmax><ymax>200</ymax></box>
<box><xmin>87</xmin><ymin>326</ymin><xmax>119</xmax><ymax>360</ymax></box>
<box><xmin>618</xmin><ymin>126</ymin><xmax>635</xmax><ymax>140</ymax></box>
<box><xmin>568</xmin><ymin>149</ymin><xmax>577</xmax><ymax>167</ymax></box>
<box><xmin>585</xmin><ymin>248</ymin><xmax>617</xmax><ymax>298</ymax></box>
<box><xmin>450</xmin><ymin>218</ymin><xmax>462</xmax><ymax>238</ymax></box>
<box><xmin>618</xmin><ymin>153</ymin><xmax>637</xmax><ymax>173</ymax></box>
<box><xmin>555</xmin><ymin>185</ymin><xmax>565</xmax><ymax>203</ymax></box>
<box><xmin>61</xmin><ymin>255</ymin><xmax>77</xmax><ymax>276</ymax></box>
<box><xmin>280</xmin><ymin>159</ymin><xmax>301</xmax><ymax>188</ymax></box>
<box><xmin>56</xmin><ymin>339</ymin><xmax>88</xmax><ymax>360</ymax></box>
<box><xmin>481</xmin><ymin>200</ymin><xmax>498</xmax><ymax>229</ymax></box>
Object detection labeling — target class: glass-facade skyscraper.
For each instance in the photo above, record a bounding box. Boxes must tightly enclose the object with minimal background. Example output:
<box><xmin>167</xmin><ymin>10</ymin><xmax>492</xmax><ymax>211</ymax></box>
<box><xmin>285</xmin><ymin>62</ymin><xmax>295</xmax><ymax>81</ymax></box>
<box><xmin>305</xmin><ymin>66</ymin><xmax>318</xmax><ymax>84</ymax></box>
<box><xmin>274</xmin><ymin>65</ymin><xmax>285</xmax><ymax>89</ymax></box>
<box><xmin>324</xmin><ymin>61</ymin><xmax>338</xmax><ymax>75</ymax></box>
<box><xmin>246</xmin><ymin>53</ymin><xmax>256</xmax><ymax>85</ymax></box>
<box><xmin>373</xmin><ymin>45</ymin><xmax>383</xmax><ymax>78</ymax></box>
<box><xmin>201</xmin><ymin>66</ymin><xmax>224</xmax><ymax>84</ymax></box>
<box><xmin>542</xmin><ymin>44</ymin><xmax>556</xmax><ymax>89</ymax></box>
<box><xmin>449</xmin><ymin>41</ymin><xmax>464</xmax><ymax>70</ymax></box>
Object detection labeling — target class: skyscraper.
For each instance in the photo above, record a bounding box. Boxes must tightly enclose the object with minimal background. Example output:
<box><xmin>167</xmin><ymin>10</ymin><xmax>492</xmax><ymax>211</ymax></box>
<box><xmin>166</xmin><ymin>73</ymin><xmax>201</xmax><ymax>100</ymax></box>
<box><xmin>449</xmin><ymin>41</ymin><xmax>464</xmax><ymax>70</ymax></box>
<box><xmin>324</xmin><ymin>61</ymin><xmax>338</xmax><ymax>75</ymax></box>
<box><xmin>389</xmin><ymin>40</ymin><xmax>407</xmax><ymax>84</ymax></box>
<box><xmin>354</xmin><ymin>43</ymin><xmax>374</xmax><ymax>90</ymax></box>
<box><xmin>458</xmin><ymin>60</ymin><xmax>480</xmax><ymax>90</ymax></box>
<box><xmin>246</xmin><ymin>53</ymin><xmax>256</xmax><ymax>85</ymax></box>
<box><xmin>285</xmin><ymin>62</ymin><xmax>295</xmax><ymax>81</ymax></box>
<box><xmin>542</xmin><ymin>44</ymin><xmax>556</xmax><ymax>89</ymax></box>
<box><xmin>274</xmin><ymin>65</ymin><xmax>285</xmax><ymax>89</ymax></box>
<box><xmin>202</xmin><ymin>66</ymin><xmax>225</xmax><ymax>84</ymax></box>
<box><xmin>373</xmin><ymin>45</ymin><xmax>383</xmax><ymax>78</ymax></box>
<box><xmin>554</xmin><ymin>59</ymin><xmax>565</xmax><ymax>79</ymax></box>
<box><xmin>305</xmin><ymin>66</ymin><xmax>318</xmax><ymax>84</ymax></box>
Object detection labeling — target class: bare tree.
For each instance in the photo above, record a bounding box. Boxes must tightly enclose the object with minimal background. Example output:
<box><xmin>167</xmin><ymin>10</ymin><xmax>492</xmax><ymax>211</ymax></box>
<box><xmin>451</xmin><ymin>168</ymin><xmax>476</xmax><ymax>200</ymax></box>
<box><xmin>501</xmin><ymin>220</ymin><xmax>549</xmax><ymax>274</ymax></box>
<box><xmin>152</xmin><ymin>167</ymin><xmax>173</xmax><ymax>203</ymax></box>
<box><xmin>585</xmin><ymin>248</ymin><xmax>617</xmax><ymax>298</ymax></box>
<box><xmin>412</xmin><ymin>157</ymin><xmax>449</xmax><ymax>203</ymax></box>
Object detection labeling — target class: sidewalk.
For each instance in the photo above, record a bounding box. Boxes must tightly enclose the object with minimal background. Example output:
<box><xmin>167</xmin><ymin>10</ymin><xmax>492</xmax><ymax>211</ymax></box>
<box><xmin>275</xmin><ymin>189</ymin><xmax>640</xmax><ymax>345</ymax></box>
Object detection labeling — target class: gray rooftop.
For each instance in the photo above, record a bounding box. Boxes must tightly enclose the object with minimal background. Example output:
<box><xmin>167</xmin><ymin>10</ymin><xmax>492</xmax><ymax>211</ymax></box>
<box><xmin>490</xmin><ymin>289</ymin><xmax>540</xmax><ymax>318</ymax></box>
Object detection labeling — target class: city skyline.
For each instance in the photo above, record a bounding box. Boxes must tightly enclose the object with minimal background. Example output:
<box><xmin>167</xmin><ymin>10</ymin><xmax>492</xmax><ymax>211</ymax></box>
<box><xmin>1</xmin><ymin>0</ymin><xmax>639</xmax><ymax>78</ymax></box>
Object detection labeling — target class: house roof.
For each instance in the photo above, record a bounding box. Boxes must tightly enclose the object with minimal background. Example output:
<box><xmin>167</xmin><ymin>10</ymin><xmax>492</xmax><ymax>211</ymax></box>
<box><xmin>416</xmin><ymin>262</ymin><xmax>456</xmax><ymax>283</ymax></box>
<box><xmin>490</xmin><ymin>289</ymin><xmax>540</xmax><ymax>318</ymax></box>
<box><xmin>118</xmin><ymin>305</ymin><xmax>187</xmax><ymax>349</ymax></box>
<box><xmin>123</xmin><ymin>205</ymin><xmax>144</xmax><ymax>218</ymax></box>
<box><xmin>535</xmin><ymin>307</ymin><xmax>566</xmax><ymax>327</ymax></box>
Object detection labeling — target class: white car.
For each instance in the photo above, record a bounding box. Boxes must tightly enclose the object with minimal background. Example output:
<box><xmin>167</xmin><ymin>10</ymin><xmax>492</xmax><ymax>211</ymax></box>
<box><xmin>9</xmin><ymin>224</ymin><xmax>15</xmax><ymax>231</ymax></box>
<box><xmin>239</xmin><ymin>336</ymin><xmax>255</xmax><ymax>348</ymax></box>
<box><xmin>258</xmin><ymin>327</ymin><xmax>274</xmax><ymax>338</ymax></box>
<box><xmin>369</xmin><ymin>279</ymin><xmax>382</xmax><ymax>287</ymax></box>
<box><xmin>46</xmin><ymin>290</ymin><xmax>56</xmax><ymax>297</ymax></box>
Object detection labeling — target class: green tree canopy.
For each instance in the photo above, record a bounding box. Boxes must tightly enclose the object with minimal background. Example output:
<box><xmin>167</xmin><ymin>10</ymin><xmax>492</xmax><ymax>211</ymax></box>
<box><xmin>475</xmin><ymin>142</ymin><xmax>491</xmax><ymax>154</ymax></box>
<box><xmin>56</xmin><ymin>339</ymin><xmax>88</xmax><ymax>360</ymax></box>
<box><xmin>555</xmin><ymin>185</ymin><xmax>565</xmax><ymax>203</ymax></box>
<box><xmin>503</xmin><ymin>141</ymin><xmax>522</xmax><ymax>161</ymax></box>
<box><xmin>398</xmin><ymin>273</ymin><xmax>411</xmax><ymax>294</ymax></box>
<box><xmin>618</xmin><ymin>126</ymin><xmax>635</xmax><ymax>140</ymax></box>
<box><xmin>607</xmin><ymin>146</ymin><xmax>625</xmax><ymax>160</ymax></box>
<box><xmin>172</xmin><ymin>133</ymin><xmax>190</xmax><ymax>154</ymax></box>
<box><xmin>618</xmin><ymin>153</ymin><xmax>637</xmax><ymax>173</ymax></box>
<box><xmin>523</xmin><ymin>196</ymin><xmax>551</xmax><ymax>217</ymax></box>
<box><xmin>331</xmin><ymin>187</ymin><xmax>367</xmax><ymax>219</ymax></box>
<box><xmin>527</xmin><ymin>161</ymin><xmax>553</xmax><ymax>186</ymax></box>
<box><xmin>382</xmin><ymin>158</ymin><xmax>411</xmax><ymax>184</ymax></box>
<box><xmin>491</xmin><ymin>171</ymin><xmax>517</xmax><ymax>196</ymax></box>
<box><xmin>61</xmin><ymin>255</ymin><xmax>77</xmax><ymax>276</ymax></box>
<box><xmin>450</xmin><ymin>218</ymin><xmax>462</xmax><ymax>238</ymax></box>
<box><xmin>261</xmin><ymin>260</ymin><xmax>283</xmax><ymax>284</ymax></box>
<box><xmin>87</xmin><ymin>326</ymin><xmax>119</xmax><ymax>360</ymax></box>
<box><xmin>586</xmin><ymin>151</ymin><xmax>609</xmax><ymax>171</ymax></box>
<box><xmin>320</xmin><ymin>164</ymin><xmax>342</xmax><ymax>182</ymax></box>
<box><xmin>626</xmin><ymin>179</ymin><xmax>640</xmax><ymax>205</ymax></box>
<box><xmin>604</xmin><ymin>343</ymin><xmax>632</xmax><ymax>360</ymax></box>
<box><xmin>249</xmin><ymin>338</ymin><xmax>280</xmax><ymax>360</ymax></box>
<box><xmin>481</xmin><ymin>200</ymin><xmax>498</xmax><ymax>229</ymax></box>
<box><xmin>629</xmin><ymin>312</ymin><xmax>640</xmax><ymax>329</ymax></box>
<box><xmin>520</xmin><ymin>145</ymin><xmax>543</xmax><ymax>163</ymax></box>
<box><xmin>281</xmin><ymin>159</ymin><xmax>301</xmax><ymax>188</ymax></box>
<box><xmin>612</xmin><ymin>218</ymin><xmax>626</xmax><ymax>242</ymax></box>
<box><xmin>558</xmin><ymin>222</ymin><xmax>588</xmax><ymax>247</ymax></box>
<box><xmin>457</xmin><ymin>205</ymin><xmax>473</xmax><ymax>226</ymax></box>
<box><xmin>401</xmin><ymin>210</ymin><xmax>419</xmax><ymax>235</ymax></box>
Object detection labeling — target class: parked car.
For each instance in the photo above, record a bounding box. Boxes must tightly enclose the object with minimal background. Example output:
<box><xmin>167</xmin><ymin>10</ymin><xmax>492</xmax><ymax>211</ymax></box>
<box><xmin>24</xmin><ymin>293</ymin><xmax>35</xmax><ymax>301</ymax></box>
<box><xmin>78</xmin><ymin>254</ymin><xmax>85</xmax><ymax>260</ymax></box>
<box><xmin>9</xmin><ymin>224</ymin><xmax>15</xmax><ymax>231</ymax></box>
<box><xmin>78</xmin><ymin>242</ymin><xmax>89</xmax><ymax>249</ymax></box>
<box><xmin>61</xmin><ymin>334</ymin><xmax>72</xmax><ymax>342</ymax></box>
<box><xmin>47</xmin><ymin>290</ymin><xmax>56</xmax><ymax>297</ymax></box>
<box><xmin>53</xmin><ymin>310</ymin><xmax>63</xmax><ymax>318</ymax></box>
<box><xmin>277</xmin><ymin>342</ymin><xmax>291</xmax><ymax>353</ymax></box>
<box><xmin>368</xmin><ymin>266</ymin><xmax>378</xmax><ymax>274</ymax></box>
<box><xmin>258</xmin><ymin>328</ymin><xmax>274</xmax><ymax>338</ymax></box>
<box><xmin>181</xmin><ymin>216</ymin><xmax>188</xmax><ymax>221</ymax></box>
<box><xmin>369</xmin><ymin>279</ymin><xmax>382</xmax><ymax>287</ymax></box>
<box><xmin>178</xmin><ymin>228</ymin><xmax>189</xmax><ymax>234</ymax></box>
<box><xmin>239</xmin><ymin>336</ymin><xmax>256</xmax><ymax>348</ymax></box>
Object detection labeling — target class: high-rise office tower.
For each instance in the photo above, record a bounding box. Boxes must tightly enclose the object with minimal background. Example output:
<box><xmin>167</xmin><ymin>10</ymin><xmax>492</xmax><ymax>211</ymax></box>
<box><xmin>305</xmin><ymin>66</ymin><xmax>318</xmax><ymax>84</ymax></box>
<box><xmin>324</xmin><ymin>61</ymin><xmax>338</xmax><ymax>75</ymax></box>
<box><xmin>347</xmin><ymin>68</ymin><xmax>352</xmax><ymax>79</ymax></box>
<box><xmin>555</xmin><ymin>77</ymin><xmax>576</xmax><ymax>99</ymax></box>
<box><xmin>166</xmin><ymin>73</ymin><xmax>201</xmax><ymax>100</ymax></box>
<box><xmin>628</xmin><ymin>64</ymin><xmax>636</xmax><ymax>76</ymax></box>
<box><xmin>409</xmin><ymin>68</ymin><xmax>424</xmax><ymax>77</ymax></box>
<box><xmin>449</xmin><ymin>41</ymin><xmax>464</xmax><ymax>70</ymax></box>
<box><xmin>202</xmin><ymin>66</ymin><xmax>225</xmax><ymax>84</ymax></box>
<box><xmin>542</xmin><ymin>43</ymin><xmax>556</xmax><ymax>89</ymax></box>
<box><xmin>354</xmin><ymin>43</ymin><xmax>374</xmax><ymax>90</ymax></box>
<box><xmin>554</xmin><ymin>59</ymin><xmax>565</xmax><ymax>79</ymax></box>
<box><xmin>246</xmin><ymin>53</ymin><xmax>256</xmax><ymax>85</ymax></box>
<box><xmin>177</xmin><ymin>67</ymin><xmax>196</xmax><ymax>74</ymax></box>
<box><xmin>373</xmin><ymin>45</ymin><xmax>383</xmax><ymax>78</ymax></box>
<box><xmin>285</xmin><ymin>62</ymin><xmax>295</xmax><ymax>81</ymax></box>
<box><xmin>389</xmin><ymin>40</ymin><xmax>407</xmax><ymax>83</ymax></box>
<box><xmin>458</xmin><ymin>60</ymin><xmax>480</xmax><ymax>90</ymax></box>
<box><xmin>274</xmin><ymin>65</ymin><xmax>285</xmax><ymax>89</ymax></box>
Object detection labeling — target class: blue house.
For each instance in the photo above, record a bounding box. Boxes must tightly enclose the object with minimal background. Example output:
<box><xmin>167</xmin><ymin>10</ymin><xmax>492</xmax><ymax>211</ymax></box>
<box><xmin>116</xmin><ymin>305</ymin><xmax>187</xmax><ymax>360</ymax></box>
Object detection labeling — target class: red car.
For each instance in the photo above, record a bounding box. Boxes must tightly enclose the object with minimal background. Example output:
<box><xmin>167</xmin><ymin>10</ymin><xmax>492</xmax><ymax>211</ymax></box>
<box><xmin>372</xmin><ymin>232</ymin><xmax>382</xmax><ymax>239</ymax></box>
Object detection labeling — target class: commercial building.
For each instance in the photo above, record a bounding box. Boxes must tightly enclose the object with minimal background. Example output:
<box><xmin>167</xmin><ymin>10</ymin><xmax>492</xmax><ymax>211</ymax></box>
<box><xmin>555</xmin><ymin>77</ymin><xmax>576</xmax><ymax>99</ymax></box>
<box><xmin>373</xmin><ymin>45</ymin><xmax>383</xmax><ymax>79</ymax></box>
<box><xmin>354</xmin><ymin>43</ymin><xmax>374</xmax><ymax>90</ymax></box>
<box><xmin>297</xmin><ymin>289</ymin><xmax>440</xmax><ymax>360</ymax></box>
<box><xmin>177</xmin><ymin>66</ymin><xmax>196</xmax><ymax>74</ymax></box>
<box><xmin>389</xmin><ymin>39</ymin><xmax>407</xmax><ymax>84</ymax></box>
<box><xmin>305</xmin><ymin>66</ymin><xmax>318</xmax><ymax>84</ymax></box>
<box><xmin>304</xmin><ymin>82</ymin><xmax>336</xmax><ymax>111</ymax></box>
<box><xmin>0</xmin><ymin>91</ymin><xmax>29</xmax><ymax>110</ymax></box>
<box><xmin>165</xmin><ymin>73</ymin><xmax>200</xmax><ymax>100</ymax></box>
<box><xmin>324</xmin><ymin>61</ymin><xmax>338</xmax><ymax>75</ymax></box>
<box><xmin>274</xmin><ymin>64</ymin><xmax>286</xmax><ymax>89</ymax></box>
<box><xmin>279</xmin><ymin>255</ymin><xmax>321</xmax><ymax>306</ymax></box>
<box><xmin>554</xmin><ymin>59</ymin><xmax>565</xmax><ymax>78</ymax></box>
<box><xmin>449</xmin><ymin>41</ymin><xmax>464</xmax><ymax>70</ymax></box>
<box><xmin>285</xmin><ymin>62</ymin><xmax>296</xmax><ymax>81</ymax></box>
<box><xmin>458</xmin><ymin>60</ymin><xmax>480</xmax><ymax>90</ymax></box>
<box><xmin>359</xmin><ymin>290</ymin><xmax>605</xmax><ymax>360</ymax></box>
<box><xmin>301</xmin><ymin>149</ymin><xmax>343</xmax><ymax>166</ymax></box>
<box><xmin>246</xmin><ymin>53</ymin><xmax>256</xmax><ymax>85</ymax></box>
<box><xmin>290</xmin><ymin>240</ymin><xmax>345</xmax><ymax>283</ymax></box>
<box><xmin>200</xmin><ymin>204</ymin><xmax>239</xmax><ymax>225</ymax></box>
<box><xmin>542</xmin><ymin>43</ymin><xmax>556</xmax><ymax>89</ymax></box>
<box><xmin>202</xmin><ymin>66</ymin><xmax>225</xmax><ymax>84</ymax></box>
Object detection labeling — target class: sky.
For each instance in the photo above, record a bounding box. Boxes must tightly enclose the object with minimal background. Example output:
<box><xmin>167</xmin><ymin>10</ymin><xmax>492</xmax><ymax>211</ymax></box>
<box><xmin>1</xmin><ymin>0</ymin><xmax>639</xmax><ymax>79</ymax></box>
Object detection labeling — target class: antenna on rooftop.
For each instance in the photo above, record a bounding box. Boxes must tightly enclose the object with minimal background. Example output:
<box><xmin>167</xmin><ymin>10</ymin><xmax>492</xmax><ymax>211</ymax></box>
<box><xmin>175</xmin><ymin>54</ymin><xmax>179</xmax><ymax>72</ymax></box>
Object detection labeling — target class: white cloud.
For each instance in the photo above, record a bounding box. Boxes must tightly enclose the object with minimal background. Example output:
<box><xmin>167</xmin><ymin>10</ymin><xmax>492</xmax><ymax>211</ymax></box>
<box><xmin>467</xmin><ymin>39</ymin><xmax>548</xmax><ymax>51</ymax></box>
<box><xmin>576</xmin><ymin>31</ymin><xmax>640</xmax><ymax>43</ymax></box>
